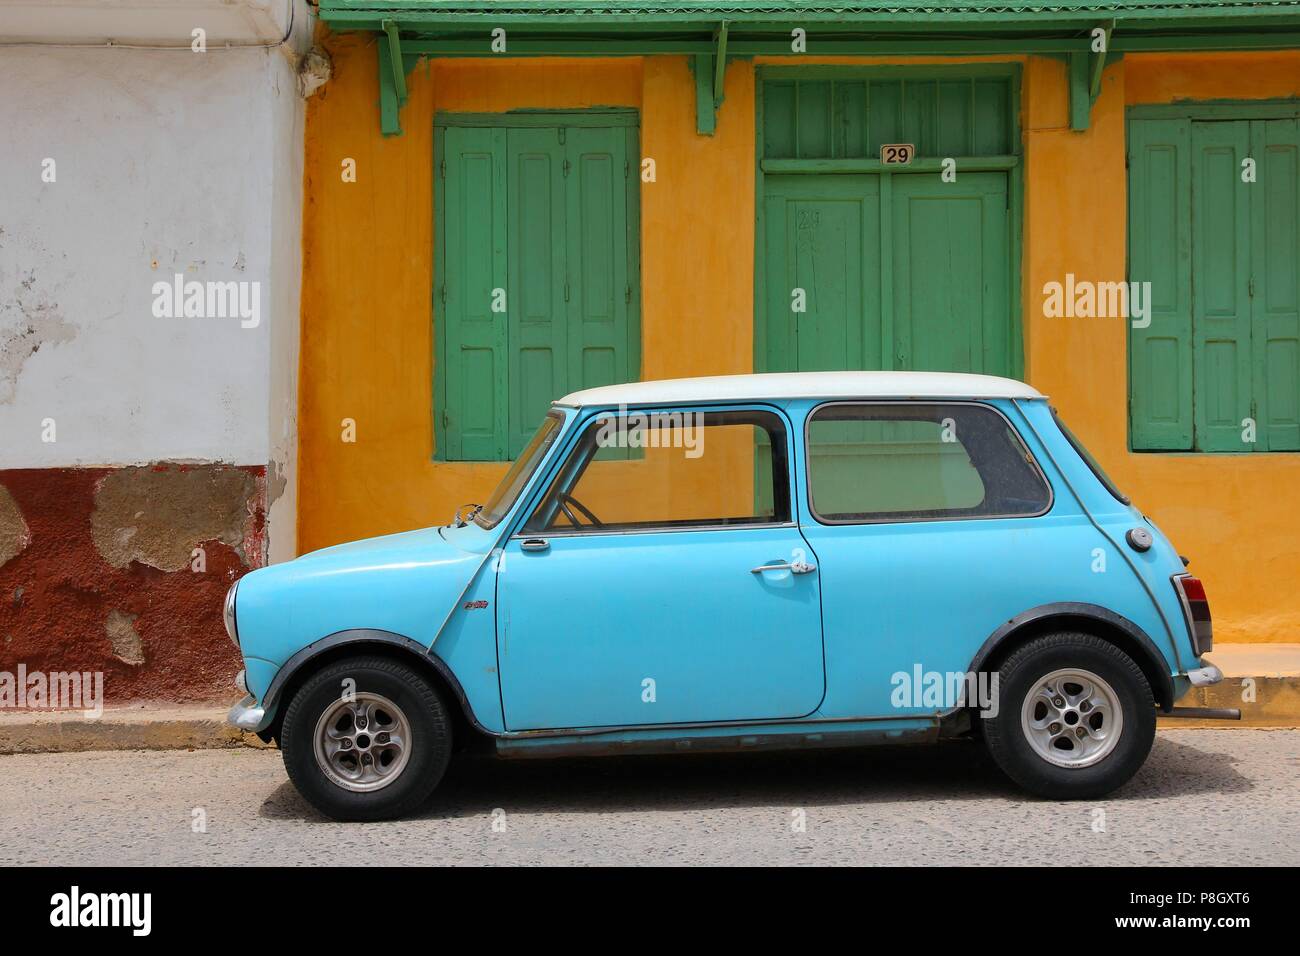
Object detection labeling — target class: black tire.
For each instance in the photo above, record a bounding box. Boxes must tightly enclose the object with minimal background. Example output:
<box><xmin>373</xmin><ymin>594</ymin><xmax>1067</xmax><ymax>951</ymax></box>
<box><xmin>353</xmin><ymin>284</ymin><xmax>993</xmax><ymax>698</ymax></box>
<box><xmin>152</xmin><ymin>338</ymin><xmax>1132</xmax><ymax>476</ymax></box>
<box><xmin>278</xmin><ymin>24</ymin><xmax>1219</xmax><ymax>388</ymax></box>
<box><xmin>981</xmin><ymin>632</ymin><xmax>1156</xmax><ymax>799</ymax></box>
<box><xmin>280</xmin><ymin>655</ymin><xmax>452</xmax><ymax>821</ymax></box>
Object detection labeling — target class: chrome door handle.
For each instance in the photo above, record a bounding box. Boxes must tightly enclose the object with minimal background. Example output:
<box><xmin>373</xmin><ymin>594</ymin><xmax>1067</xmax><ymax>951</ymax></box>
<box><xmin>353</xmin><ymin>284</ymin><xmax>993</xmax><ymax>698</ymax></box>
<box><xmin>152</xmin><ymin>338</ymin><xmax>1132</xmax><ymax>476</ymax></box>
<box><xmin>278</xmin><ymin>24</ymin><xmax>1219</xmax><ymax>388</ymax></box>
<box><xmin>520</xmin><ymin>538</ymin><xmax>550</xmax><ymax>552</ymax></box>
<box><xmin>750</xmin><ymin>560</ymin><xmax>816</xmax><ymax>574</ymax></box>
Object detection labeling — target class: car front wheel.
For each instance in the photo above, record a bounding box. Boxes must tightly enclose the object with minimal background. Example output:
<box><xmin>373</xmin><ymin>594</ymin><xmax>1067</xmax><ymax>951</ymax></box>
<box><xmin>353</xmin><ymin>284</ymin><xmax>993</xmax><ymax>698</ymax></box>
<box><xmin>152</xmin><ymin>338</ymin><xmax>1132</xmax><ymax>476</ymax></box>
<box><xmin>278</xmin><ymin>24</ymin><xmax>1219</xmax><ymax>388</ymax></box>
<box><xmin>982</xmin><ymin>632</ymin><xmax>1156</xmax><ymax>799</ymax></box>
<box><xmin>280</xmin><ymin>655</ymin><xmax>452</xmax><ymax>821</ymax></box>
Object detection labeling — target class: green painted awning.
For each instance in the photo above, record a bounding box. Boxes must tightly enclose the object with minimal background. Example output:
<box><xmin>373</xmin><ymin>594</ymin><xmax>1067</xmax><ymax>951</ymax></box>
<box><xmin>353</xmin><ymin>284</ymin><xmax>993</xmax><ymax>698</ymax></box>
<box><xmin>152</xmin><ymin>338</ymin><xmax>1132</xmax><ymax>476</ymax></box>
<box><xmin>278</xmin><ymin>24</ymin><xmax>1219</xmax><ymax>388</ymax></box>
<box><xmin>323</xmin><ymin>0</ymin><xmax>1300</xmax><ymax>136</ymax></box>
<box><xmin>322</xmin><ymin>1</ymin><xmax>1300</xmax><ymax>33</ymax></box>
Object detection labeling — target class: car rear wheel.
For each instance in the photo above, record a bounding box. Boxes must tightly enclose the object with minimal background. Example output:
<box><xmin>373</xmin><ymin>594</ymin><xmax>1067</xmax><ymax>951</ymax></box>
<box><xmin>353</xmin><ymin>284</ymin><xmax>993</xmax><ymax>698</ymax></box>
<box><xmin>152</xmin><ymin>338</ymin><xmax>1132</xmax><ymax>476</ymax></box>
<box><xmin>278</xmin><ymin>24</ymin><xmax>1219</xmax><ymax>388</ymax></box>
<box><xmin>981</xmin><ymin>633</ymin><xmax>1156</xmax><ymax>799</ymax></box>
<box><xmin>280</xmin><ymin>655</ymin><xmax>452</xmax><ymax>821</ymax></box>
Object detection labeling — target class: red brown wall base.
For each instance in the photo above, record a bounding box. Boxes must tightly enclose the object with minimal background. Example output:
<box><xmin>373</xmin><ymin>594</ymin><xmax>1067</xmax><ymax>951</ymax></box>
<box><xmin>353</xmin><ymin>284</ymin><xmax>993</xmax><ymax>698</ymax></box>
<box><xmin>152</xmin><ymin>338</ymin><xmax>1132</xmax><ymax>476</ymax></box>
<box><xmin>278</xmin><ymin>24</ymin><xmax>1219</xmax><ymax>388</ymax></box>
<box><xmin>0</xmin><ymin>464</ymin><xmax>265</xmax><ymax>704</ymax></box>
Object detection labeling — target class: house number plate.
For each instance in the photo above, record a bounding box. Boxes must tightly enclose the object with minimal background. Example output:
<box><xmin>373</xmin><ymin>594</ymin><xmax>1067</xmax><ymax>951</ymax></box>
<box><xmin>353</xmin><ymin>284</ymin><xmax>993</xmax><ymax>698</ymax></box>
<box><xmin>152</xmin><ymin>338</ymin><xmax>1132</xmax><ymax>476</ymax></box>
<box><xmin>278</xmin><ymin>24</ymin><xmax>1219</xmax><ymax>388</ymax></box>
<box><xmin>880</xmin><ymin>143</ymin><xmax>916</xmax><ymax>165</ymax></box>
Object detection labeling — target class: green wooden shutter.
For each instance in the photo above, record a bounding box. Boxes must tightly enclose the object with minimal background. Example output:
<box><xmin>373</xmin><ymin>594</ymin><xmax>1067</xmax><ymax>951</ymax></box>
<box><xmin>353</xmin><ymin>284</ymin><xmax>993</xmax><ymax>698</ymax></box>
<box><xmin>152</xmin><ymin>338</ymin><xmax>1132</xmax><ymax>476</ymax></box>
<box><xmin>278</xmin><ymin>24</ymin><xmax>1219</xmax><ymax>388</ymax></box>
<box><xmin>1251</xmin><ymin>117</ymin><xmax>1300</xmax><ymax>451</ymax></box>
<box><xmin>565</xmin><ymin>126</ymin><xmax>633</xmax><ymax>399</ymax></box>
<box><xmin>1128</xmin><ymin>118</ymin><xmax>1194</xmax><ymax>450</ymax></box>
<box><xmin>439</xmin><ymin>126</ymin><xmax>508</xmax><ymax>460</ymax></box>
<box><xmin>438</xmin><ymin>118</ymin><xmax>640</xmax><ymax>461</ymax></box>
<box><xmin>506</xmin><ymin>128</ymin><xmax>568</xmax><ymax>458</ymax></box>
<box><xmin>1192</xmin><ymin>120</ymin><xmax>1254</xmax><ymax>453</ymax></box>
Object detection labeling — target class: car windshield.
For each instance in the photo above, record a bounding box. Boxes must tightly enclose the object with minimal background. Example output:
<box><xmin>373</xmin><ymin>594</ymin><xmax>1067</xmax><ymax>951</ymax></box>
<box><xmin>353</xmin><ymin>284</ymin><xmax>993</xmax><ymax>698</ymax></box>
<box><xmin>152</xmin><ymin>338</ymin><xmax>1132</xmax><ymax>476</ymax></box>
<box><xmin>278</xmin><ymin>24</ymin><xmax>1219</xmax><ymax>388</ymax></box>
<box><xmin>474</xmin><ymin>411</ymin><xmax>565</xmax><ymax>529</ymax></box>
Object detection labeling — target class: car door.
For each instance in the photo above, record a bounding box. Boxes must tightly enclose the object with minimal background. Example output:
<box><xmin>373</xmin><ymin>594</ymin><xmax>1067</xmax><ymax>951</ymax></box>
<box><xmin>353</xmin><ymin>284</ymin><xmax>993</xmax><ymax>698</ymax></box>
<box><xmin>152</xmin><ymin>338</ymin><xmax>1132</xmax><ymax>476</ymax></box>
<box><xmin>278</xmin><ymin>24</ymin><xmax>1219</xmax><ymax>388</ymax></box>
<box><xmin>495</xmin><ymin>405</ymin><xmax>826</xmax><ymax>731</ymax></box>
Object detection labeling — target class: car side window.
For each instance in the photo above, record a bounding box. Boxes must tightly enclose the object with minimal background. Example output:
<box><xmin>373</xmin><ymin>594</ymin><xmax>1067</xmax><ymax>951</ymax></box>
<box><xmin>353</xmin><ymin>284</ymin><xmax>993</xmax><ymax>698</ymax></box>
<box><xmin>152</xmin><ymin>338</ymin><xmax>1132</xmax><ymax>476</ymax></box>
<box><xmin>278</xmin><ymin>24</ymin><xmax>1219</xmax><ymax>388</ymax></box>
<box><xmin>806</xmin><ymin>402</ymin><xmax>1051</xmax><ymax>524</ymax></box>
<box><xmin>524</xmin><ymin>408</ymin><xmax>791</xmax><ymax>533</ymax></box>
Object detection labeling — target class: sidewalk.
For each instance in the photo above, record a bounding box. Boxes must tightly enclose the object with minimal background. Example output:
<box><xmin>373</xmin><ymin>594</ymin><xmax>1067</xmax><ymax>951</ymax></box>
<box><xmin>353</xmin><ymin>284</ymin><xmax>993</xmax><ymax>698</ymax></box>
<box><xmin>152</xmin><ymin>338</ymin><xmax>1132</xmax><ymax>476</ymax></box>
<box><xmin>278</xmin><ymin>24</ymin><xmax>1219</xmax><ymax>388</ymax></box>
<box><xmin>0</xmin><ymin>644</ymin><xmax>1296</xmax><ymax>754</ymax></box>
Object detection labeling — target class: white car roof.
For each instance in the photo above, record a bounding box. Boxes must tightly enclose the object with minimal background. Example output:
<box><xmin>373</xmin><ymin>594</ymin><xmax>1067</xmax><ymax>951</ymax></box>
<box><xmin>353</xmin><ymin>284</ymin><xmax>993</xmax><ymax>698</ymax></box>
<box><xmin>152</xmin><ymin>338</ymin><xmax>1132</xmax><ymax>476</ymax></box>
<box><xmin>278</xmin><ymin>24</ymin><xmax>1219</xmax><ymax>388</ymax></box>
<box><xmin>557</xmin><ymin>371</ymin><xmax>1044</xmax><ymax>407</ymax></box>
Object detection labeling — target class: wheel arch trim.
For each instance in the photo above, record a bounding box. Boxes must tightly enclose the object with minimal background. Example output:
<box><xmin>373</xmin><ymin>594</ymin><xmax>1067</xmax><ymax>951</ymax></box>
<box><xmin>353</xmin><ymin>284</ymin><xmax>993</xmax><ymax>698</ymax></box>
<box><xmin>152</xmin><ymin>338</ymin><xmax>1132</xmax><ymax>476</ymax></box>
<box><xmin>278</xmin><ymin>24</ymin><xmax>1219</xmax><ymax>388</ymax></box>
<box><xmin>260</xmin><ymin>628</ymin><xmax>495</xmax><ymax>737</ymax></box>
<box><xmin>967</xmin><ymin>602</ymin><xmax>1176</xmax><ymax>711</ymax></box>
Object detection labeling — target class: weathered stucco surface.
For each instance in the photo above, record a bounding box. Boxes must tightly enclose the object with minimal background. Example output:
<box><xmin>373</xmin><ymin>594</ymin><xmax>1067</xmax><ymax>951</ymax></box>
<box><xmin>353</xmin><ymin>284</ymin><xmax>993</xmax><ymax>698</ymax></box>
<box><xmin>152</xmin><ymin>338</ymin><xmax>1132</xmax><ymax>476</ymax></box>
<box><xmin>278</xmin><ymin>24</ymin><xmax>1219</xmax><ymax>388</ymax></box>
<box><xmin>0</xmin><ymin>268</ymin><xmax>77</xmax><ymax>404</ymax></box>
<box><xmin>104</xmin><ymin>608</ymin><xmax>144</xmax><ymax>666</ymax></box>
<box><xmin>0</xmin><ymin>485</ymin><xmax>30</xmax><ymax>566</ymax></box>
<box><xmin>0</xmin><ymin>47</ymin><xmax>287</xmax><ymax>469</ymax></box>
<box><xmin>91</xmin><ymin>465</ymin><xmax>259</xmax><ymax>572</ymax></box>
<box><xmin>0</xmin><ymin>466</ymin><xmax>264</xmax><ymax>703</ymax></box>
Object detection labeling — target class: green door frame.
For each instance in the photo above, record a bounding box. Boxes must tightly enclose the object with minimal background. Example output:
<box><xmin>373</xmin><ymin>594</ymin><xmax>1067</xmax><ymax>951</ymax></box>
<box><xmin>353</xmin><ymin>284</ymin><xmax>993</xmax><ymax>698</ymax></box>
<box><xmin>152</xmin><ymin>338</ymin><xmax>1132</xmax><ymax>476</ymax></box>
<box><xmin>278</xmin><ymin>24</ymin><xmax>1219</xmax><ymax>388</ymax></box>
<box><xmin>433</xmin><ymin>108</ymin><xmax>643</xmax><ymax>461</ymax></box>
<box><xmin>753</xmin><ymin>63</ymin><xmax>1025</xmax><ymax>381</ymax></box>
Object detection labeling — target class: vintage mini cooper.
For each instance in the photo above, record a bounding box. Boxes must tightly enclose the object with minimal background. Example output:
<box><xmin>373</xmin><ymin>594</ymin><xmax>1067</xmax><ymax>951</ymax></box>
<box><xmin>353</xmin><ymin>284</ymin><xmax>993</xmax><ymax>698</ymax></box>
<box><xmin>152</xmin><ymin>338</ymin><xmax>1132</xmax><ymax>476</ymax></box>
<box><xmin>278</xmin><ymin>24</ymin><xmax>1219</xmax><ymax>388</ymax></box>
<box><xmin>227</xmin><ymin>371</ymin><xmax>1227</xmax><ymax>820</ymax></box>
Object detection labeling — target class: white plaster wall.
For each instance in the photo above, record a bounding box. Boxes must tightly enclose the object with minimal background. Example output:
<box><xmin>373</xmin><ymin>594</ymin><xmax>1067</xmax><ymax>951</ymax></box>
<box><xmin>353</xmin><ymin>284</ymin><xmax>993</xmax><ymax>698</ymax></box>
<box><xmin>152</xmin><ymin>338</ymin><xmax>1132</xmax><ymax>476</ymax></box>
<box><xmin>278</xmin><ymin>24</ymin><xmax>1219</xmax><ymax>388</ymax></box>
<box><xmin>0</xmin><ymin>41</ymin><xmax>303</xmax><ymax>472</ymax></box>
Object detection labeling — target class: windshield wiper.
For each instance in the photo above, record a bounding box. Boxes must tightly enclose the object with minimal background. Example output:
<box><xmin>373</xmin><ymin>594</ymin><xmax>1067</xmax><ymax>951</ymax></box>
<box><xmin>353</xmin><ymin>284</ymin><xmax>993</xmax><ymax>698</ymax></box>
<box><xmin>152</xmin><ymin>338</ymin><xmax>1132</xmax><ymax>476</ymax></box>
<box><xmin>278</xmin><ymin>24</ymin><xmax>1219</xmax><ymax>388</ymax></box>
<box><xmin>452</xmin><ymin>503</ymin><xmax>484</xmax><ymax>528</ymax></box>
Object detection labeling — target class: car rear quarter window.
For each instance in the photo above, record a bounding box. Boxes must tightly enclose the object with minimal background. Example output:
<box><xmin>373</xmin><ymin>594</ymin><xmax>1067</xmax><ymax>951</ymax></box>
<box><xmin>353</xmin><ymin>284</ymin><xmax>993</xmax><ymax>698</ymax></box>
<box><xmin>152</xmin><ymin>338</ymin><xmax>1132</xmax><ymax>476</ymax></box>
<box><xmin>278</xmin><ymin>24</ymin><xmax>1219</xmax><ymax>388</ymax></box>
<box><xmin>806</xmin><ymin>402</ymin><xmax>1052</xmax><ymax>524</ymax></box>
<box><xmin>1051</xmin><ymin>408</ymin><xmax>1131</xmax><ymax>505</ymax></box>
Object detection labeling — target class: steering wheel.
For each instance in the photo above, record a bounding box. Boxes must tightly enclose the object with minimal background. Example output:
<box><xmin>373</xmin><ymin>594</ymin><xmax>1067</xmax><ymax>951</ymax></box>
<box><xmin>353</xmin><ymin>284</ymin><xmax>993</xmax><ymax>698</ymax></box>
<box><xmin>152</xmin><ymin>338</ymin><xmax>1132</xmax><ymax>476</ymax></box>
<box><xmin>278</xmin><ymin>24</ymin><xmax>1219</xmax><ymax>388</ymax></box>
<box><xmin>558</xmin><ymin>492</ymin><xmax>604</xmax><ymax>528</ymax></box>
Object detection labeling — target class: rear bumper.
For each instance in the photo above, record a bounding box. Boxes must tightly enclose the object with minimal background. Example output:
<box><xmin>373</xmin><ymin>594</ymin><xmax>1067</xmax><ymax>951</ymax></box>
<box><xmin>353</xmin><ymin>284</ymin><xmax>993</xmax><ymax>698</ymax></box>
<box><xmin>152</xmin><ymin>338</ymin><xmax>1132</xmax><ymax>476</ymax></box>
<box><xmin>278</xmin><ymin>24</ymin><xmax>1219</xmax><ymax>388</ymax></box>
<box><xmin>1164</xmin><ymin>660</ymin><xmax>1239</xmax><ymax>718</ymax></box>
<box><xmin>1186</xmin><ymin>661</ymin><xmax>1224</xmax><ymax>687</ymax></box>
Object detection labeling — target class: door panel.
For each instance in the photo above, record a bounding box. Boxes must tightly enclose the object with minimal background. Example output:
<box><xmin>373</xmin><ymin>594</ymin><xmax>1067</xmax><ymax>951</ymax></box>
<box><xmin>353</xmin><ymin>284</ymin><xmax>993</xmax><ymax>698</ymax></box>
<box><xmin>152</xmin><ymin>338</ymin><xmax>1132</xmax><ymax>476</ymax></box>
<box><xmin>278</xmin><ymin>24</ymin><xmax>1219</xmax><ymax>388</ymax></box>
<box><xmin>1128</xmin><ymin>117</ymin><xmax>1195</xmax><ymax>450</ymax></box>
<box><xmin>1192</xmin><ymin>121</ymin><xmax>1253</xmax><ymax>452</ymax></box>
<box><xmin>507</xmin><ymin>128</ymin><xmax>567</xmax><ymax>458</ymax></box>
<box><xmin>891</xmin><ymin>173</ymin><xmax>1010</xmax><ymax>376</ymax></box>
<box><xmin>1253</xmin><ymin>117</ymin><xmax>1300</xmax><ymax>451</ymax></box>
<box><xmin>496</xmin><ymin>526</ymin><xmax>825</xmax><ymax>730</ymax></box>
<box><xmin>762</xmin><ymin>175</ymin><xmax>882</xmax><ymax>373</ymax></box>
<box><xmin>440</xmin><ymin>126</ymin><xmax>509</xmax><ymax>460</ymax></box>
<box><xmin>566</xmin><ymin>127</ymin><xmax>633</xmax><ymax>401</ymax></box>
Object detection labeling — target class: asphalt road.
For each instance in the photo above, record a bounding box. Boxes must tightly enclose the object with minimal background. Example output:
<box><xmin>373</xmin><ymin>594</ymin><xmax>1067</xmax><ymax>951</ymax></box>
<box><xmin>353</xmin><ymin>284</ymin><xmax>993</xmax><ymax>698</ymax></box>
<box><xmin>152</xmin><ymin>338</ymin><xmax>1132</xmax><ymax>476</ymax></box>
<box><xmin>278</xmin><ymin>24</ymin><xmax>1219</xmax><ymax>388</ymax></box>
<box><xmin>1</xmin><ymin>729</ymin><xmax>1295</xmax><ymax>866</ymax></box>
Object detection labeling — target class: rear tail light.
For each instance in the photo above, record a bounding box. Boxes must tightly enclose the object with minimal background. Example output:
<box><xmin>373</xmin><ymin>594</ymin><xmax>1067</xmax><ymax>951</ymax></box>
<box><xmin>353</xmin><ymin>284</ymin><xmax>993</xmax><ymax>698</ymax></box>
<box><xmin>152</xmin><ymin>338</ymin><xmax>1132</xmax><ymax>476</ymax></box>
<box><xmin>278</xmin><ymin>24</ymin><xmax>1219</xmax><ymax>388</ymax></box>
<box><xmin>1172</xmin><ymin>574</ymin><xmax>1212</xmax><ymax>656</ymax></box>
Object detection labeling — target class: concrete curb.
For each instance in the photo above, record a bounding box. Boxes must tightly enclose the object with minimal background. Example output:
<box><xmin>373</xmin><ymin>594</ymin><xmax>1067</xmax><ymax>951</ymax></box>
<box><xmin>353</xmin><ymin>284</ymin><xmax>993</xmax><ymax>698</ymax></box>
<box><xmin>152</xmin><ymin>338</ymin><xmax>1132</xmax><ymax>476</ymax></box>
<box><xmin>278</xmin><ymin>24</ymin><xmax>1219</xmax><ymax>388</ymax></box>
<box><xmin>1156</xmin><ymin>644</ymin><xmax>1300</xmax><ymax>729</ymax></box>
<box><xmin>0</xmin><ymin>705</ymin><xmax>270</xmax><ymax>755</ymax></box>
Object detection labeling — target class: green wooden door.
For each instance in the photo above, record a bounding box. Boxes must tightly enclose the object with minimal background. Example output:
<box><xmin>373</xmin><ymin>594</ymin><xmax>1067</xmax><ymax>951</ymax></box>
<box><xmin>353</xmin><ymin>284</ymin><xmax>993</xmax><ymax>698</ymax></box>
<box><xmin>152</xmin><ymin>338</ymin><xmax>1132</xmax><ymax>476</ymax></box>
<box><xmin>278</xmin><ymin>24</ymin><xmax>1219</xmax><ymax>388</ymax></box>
<box><xmin>1129</xmin><ymin>113</ymin><xmax>1300</xmax><ymax>452</ymax></box>
<box><xmin>438</xmin><ymin>121</ymin><xmax>639</xmax><ymax>460</ymax></box>
<box><xmin>762</xmin><ymin>170</ymin><xmax>1011</xmax><ymax>502</ymax></box>
<box><xmin>761</xmin><ymin>171</ymin><xmax>1011</xmax><ymax>375</ymax></box>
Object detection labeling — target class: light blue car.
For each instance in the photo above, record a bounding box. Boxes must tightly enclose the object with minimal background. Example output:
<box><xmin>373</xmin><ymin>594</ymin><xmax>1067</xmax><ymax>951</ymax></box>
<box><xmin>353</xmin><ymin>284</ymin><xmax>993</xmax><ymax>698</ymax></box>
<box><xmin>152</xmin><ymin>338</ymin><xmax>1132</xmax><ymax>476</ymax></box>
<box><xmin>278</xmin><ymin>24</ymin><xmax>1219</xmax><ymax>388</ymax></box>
<box><xmin>226</xmin><ymin>372</ymin><xmax>1229</xmax><ymax>820</ymax></box>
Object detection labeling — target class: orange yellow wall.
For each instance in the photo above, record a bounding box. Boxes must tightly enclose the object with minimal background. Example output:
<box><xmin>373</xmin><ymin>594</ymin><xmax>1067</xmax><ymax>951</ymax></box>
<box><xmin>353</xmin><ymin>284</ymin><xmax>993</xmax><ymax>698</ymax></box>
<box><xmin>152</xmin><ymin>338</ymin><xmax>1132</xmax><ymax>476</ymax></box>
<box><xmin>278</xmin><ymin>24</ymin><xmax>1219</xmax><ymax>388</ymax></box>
<box><xmin>1023</xmin><ymin>51</ymin><xmax>1300</xmax><ymax>644</ymax></box>
<box><xmin>300</xmin><ymin>34</ymin><xmax>1300</xmax><ymax>642</ymax></box>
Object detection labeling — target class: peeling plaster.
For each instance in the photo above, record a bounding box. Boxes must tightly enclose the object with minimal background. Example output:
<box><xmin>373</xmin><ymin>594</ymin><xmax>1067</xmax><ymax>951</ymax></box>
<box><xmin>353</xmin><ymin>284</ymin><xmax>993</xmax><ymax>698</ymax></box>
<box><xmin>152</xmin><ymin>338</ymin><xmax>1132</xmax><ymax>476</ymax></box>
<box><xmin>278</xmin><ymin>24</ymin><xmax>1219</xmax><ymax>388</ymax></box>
<box><xmin>90</xmin><ymin>465</ymin><xmax>257</xmax><ymax>571</ymax></box>
<box><xmin>297</xmin><ymin>47</ymin><xmax>333</xmax><ymax>98</ymax></box>
<box><xmin>0</xmin><ymin>271</ymin><xmax>77</xmax><ymax>404</ymax></box>
<box><xmin>105</xmin><ymin>608</ymin><xmax>144</xmax><ymax>666</ymax></box>
<box><xmin>0</xmin><ymin>484</ymin><xmax>30</xmax><ymax>566</ymax></box>
<box><xmin>266</xmin><ymin>458</ymin><xmax>288</xmax><ymax>507</ymax></box>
